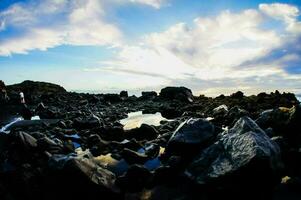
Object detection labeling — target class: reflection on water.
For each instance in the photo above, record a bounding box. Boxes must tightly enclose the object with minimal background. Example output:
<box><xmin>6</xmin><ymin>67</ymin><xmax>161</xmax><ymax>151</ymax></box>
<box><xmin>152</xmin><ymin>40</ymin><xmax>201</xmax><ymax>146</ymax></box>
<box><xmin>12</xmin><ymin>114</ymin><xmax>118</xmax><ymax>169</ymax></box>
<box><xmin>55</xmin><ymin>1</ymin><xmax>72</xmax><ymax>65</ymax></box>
<box><xmin>120</xmin><ymin>111</ymin><xmax>168</xmax><ymax>130</ymax></box>
<box><xmin>94</xmin><ymin>147</ymin><xmax>165</xmax><ymax>176</ymax></box>
<box><xmin>0</xmin><ymin>117</ymin><xmax>23</xmax><ymax>133</ymax></box>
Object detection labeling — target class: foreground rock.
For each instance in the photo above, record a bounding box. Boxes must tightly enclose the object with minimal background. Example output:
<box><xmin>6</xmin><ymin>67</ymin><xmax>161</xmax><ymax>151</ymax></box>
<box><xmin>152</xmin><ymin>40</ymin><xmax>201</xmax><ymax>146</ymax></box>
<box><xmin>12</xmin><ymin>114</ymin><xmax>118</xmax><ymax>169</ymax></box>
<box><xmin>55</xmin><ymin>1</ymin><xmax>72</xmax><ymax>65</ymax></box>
<box><xmin>187</xmin><ymin>117</ymin><xmax>282</xmax><ymax>189</ymax></box>
<box><xmin>164</xmin><ymin>118</ymin><xmax>217</xmax><ymax>161</ymax></box>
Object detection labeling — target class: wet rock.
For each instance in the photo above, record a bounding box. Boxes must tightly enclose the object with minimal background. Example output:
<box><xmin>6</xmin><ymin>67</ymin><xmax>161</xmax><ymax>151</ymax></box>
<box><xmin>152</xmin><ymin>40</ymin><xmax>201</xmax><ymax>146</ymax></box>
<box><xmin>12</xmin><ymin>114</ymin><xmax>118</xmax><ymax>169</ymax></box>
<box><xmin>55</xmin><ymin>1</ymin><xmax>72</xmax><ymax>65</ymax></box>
<box><xmin>47</xmin><ymin>155</ymin><xmax>120</xmax><ymax>199</ymax></box>
<box><xmin>13</xmin><ymin>131</ymin><xmax>37</xmax><ymax>149</ymax></box>
<box><xmin>37</xmin><ymin>137</ymin><xmax>64</xmax><ymax>154</ymax></box>
<box><xmin>122</xmin><ymin>148</ymin><xmax>149</xmax><ymax>164</ymax></box>
<box><xmin>144</xmin><ymin>143</ymin><xmax>160</xmax><ymax>159</ymax></box>
<box><xmin>256</xmin><ymin>105</ymin><xmax>301</xmax><ymax>146</ymax></box>
<box><xmin>87</xmin><ymin>134</ymin><xmax>109</xmax><ymax>156</ymax></box>
<box><xmin>100</xmin><ymin>125</ymin><xmax>125</xmax><ymax>141</ymax></box>
<box><xmin>116</xmin><ymin>164</ymin><xmax>152</xmax><ymax>192</ymax></box>
<box><xmin>187</xmin><ymin>117</ymin><xmax>282</xmax><ymax>187</ymax></box>
<box><xmin>125</xmin><ymin>124</ymin><xmax>159</xmax><ymax>141</ymax></box>
<box><xmin>73</xmin><ymin>114</ymin><xmax>102</xmax><ymax>130</ymax></box>
<box><xmin>225</xmin><ymin>106</ymin><xmax>249</xmax><ymax>126</ymax></box>
<box><xmin>164</xmin><ymin>118</ymin><xmax>216</xmax><ymax>159</ymax></box>
<box><xmin>212</xmin><ymin>104</ymin><xmax>228</xmax><ymax>116</ymax></box>
<box><xmin>160</xmin><ymin>87</ymin><xmax>193</xmax><ymax>102</ymax></box>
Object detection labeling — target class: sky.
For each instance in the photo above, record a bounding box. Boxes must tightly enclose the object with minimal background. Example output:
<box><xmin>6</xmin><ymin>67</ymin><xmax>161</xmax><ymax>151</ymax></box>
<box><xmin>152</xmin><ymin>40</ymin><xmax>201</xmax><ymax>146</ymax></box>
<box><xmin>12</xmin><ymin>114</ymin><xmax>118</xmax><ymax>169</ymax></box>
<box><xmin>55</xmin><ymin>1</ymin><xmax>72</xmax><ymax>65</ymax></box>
<box><xmin>0</xmin><ymin>0</ymin><xmax>301</xmax><ymax>96</ymax></box>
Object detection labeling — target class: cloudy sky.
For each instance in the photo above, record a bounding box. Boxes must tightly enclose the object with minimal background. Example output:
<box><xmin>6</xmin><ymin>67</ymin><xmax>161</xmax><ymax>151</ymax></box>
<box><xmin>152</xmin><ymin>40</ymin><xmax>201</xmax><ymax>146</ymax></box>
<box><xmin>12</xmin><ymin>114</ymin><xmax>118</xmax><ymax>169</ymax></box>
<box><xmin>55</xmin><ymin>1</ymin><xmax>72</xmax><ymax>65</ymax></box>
<box><xmin>0</xmin><ymin>0</ymin><xmax>301</xmax><ymax>96</ymax></box>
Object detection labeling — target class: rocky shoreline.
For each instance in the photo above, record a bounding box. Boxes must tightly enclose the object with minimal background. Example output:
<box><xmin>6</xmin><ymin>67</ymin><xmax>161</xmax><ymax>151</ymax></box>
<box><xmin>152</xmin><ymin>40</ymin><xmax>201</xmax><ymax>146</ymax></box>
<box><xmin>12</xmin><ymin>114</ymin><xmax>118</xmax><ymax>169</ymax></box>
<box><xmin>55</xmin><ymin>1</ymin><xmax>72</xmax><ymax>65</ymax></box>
<box><xmin>0</xmin><ymin>80</ymin><xmax>301</xmax><ymax>200</ymax></box>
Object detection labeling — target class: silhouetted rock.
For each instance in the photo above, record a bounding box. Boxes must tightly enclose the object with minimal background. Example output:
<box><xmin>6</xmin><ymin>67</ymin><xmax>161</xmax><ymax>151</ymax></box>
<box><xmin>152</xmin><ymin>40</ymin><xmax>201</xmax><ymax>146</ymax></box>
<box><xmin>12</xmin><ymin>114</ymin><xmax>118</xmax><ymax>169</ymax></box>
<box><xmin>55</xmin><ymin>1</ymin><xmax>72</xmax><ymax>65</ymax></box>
<box><xmin>230</xmin><ymin>91</ymin><xmax>244</xmax><ymax>99</ymax></box>
<box><xmin>160</xmin><ymin>86</ymin><xmax>193</xmax><ymax>102</ymax></box>
<box><xmin>141</xmin><ymin>91</ymin><xmax>157</xmax><ymax>100</ymax></box>
<box><xmin>120</xmin><ymin>91</ymin><xmax>128</xmax><ymax>99</ymax></box>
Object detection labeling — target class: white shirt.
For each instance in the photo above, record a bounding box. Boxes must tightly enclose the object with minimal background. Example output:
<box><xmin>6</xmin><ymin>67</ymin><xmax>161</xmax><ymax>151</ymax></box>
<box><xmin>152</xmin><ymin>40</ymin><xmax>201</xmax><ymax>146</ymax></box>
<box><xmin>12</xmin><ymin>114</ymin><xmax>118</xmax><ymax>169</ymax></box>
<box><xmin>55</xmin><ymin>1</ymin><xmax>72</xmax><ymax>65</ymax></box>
<box><xmin>20</xmin><ymin>92</ymin><xmax>24</xmax><ymax>98</ymax></box>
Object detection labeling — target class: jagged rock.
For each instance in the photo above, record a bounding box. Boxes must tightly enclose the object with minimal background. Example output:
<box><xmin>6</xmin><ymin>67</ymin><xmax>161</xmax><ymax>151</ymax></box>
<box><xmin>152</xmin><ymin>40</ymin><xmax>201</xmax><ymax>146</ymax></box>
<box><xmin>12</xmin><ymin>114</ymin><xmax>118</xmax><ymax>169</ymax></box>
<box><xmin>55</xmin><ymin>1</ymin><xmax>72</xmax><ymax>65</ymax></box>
<box><xmin>164</xmin><ymin>118</ymin><xmax>216</xmax><ymax>159</ymax></box>
<box><xmin>187</xmin><ymin>117</ymin><xmax>282</xmax><ymax>187</ymax></box>
<box><xmin>256</xmin><ymin>105</ymin><xmax>301</xmax><ymax>146</ymax></box>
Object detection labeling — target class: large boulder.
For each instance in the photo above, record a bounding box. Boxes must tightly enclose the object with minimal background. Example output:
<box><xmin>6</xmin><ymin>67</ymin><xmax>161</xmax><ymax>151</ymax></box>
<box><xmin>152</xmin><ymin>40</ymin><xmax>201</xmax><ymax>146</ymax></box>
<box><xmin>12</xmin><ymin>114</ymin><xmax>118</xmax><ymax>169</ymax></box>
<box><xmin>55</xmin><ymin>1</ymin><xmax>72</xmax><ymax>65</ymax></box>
<box><xmin>186</xmin><ymin>117</ymin><xmax>282</xmax><ymax>187</ymax></box>
<box><xmin>164</xmin><ymin>118</ymin><xmax>217</xmax><ymax>159</ymax></box>
<box><xmin>160</xmin><ymin>87</ymin><xmax>193</xmax><ymax>102</ymax></box>
<box><xmin>47</xmin><ymin>155</ymin><xmax>120</xmax><ymax>199</ymax></box>
<box><xmin>124</xmin><ymin>124</ymin><xmax>159</xmax><ymax>141</ymax></box>
<box><xmin>256</xmin><ymin>105</ymin><xmax>301</xmax><ymax>146</ymax></box>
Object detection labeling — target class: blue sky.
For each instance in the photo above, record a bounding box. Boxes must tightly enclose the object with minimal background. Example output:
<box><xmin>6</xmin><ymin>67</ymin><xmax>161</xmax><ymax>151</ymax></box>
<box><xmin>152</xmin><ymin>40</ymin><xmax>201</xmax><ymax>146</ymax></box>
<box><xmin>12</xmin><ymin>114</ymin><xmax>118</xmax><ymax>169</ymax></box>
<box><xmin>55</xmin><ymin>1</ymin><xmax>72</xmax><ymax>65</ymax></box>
<box><xmin>0</xmin><ymin>0</ymin><xmax>301</xmax><ymax>96</ymax></box>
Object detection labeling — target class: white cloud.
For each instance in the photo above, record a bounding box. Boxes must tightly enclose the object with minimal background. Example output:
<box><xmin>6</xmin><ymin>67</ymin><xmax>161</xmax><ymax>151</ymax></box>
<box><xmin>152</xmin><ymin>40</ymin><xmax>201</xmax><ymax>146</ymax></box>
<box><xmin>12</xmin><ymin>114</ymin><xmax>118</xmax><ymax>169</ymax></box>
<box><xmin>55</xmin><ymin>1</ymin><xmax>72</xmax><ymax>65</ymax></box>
<box><xmin>129</xmin><ymin>0</ymin><xmax>166</xmax><ymax>9</ymax></box>
<box><xmin>260</xmin><ymin>3</ymin><xmax>301</xmax><ymax>34</ymax></box>
<box><xmin>259</xmin><ymin>3</ymin><xmax>299</xmax><ymax>24</ymax></box>
<box><xmin>0</xmin><ymin>0</ymin><xmax>122</xmax><ymax>56</ymax></box>
<box><xmin>84</xmin><ymin>3</ymin><xmax>301</xmax><ymax>96</ymax></box>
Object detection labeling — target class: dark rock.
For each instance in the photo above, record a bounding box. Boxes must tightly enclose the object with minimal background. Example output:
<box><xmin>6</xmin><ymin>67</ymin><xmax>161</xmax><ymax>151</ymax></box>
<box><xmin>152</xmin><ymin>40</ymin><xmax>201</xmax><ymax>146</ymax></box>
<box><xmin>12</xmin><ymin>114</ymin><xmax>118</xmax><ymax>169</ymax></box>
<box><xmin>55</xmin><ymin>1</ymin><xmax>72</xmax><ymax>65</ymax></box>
<box><xmin>120</xmin><ymin>91</ymin><xmax>128</xmax><ymax>99</ymax></box>
<box><xmin>125</xmin><ymin>124</ymin><xmax>159</xmax><ymax>141</ymax></box>
<box><xmin>164</xmin><ymin>118</ymin><xmax>216</xmax><ymax>159</ymax></box>
<box><xmin>87</xmin><ymin>134</ymin><xmax>109</xmax><ymax>156</ymax></box>
<box><xmin>116</xmin><ymin>164</ymin><xmax>152</xmax><ymax>192</ymax></box>
<box><xmin>187</xmin><ymin>117</ymin><xmax>282</xmax><ymax>187</ymax></box>
<box><xmin>20</xmin><ymin>104</ymin><xmax>33</xmax><ymax>120</ymax></box>
<box><xmin>160</xmin><ymin>87</ymin><xmax>193</xmax><ymax>102</ymax></box>
<box><xmin>47</xmin><ymin>155</ymin><xmax>120</xmax><ymax>199</ymax></box>
<box><xmin>230</xmin><ymin>91</ymin><xmax>244</xmax><ymax>99</ymax></box>
<box><xmin>37</xmin><ymin>137</ymin><xmax>64</xmax><ymax>154</ymax></box>
<box><xmin>103</xmin><ymin>94</ymin><xmax>122</xmax><ymax>103</ymax></box>
<box><xmin>256</xmin><ymin>105</ymin><xmax>301</xmax><ymax>146</ymax></box>
<box><xmin>144</xmin><ymin>143</ymin><xmax>160</xmax><ymax>159</ymax></box>
<box><xmin>7</xmin><ymin>80</ymin><xmax>66</xmax><ymax>104</ymax></box>
<box><xmin>161</xmin><ymin>106</ymin><xmax>183</xmax><ymax>119</ymax></box>
<box><xmin>73</xmin><ymin>114</ymin><xmax>102</xmax><ymax>130</ymax></box>
<box><xmin>121</xmin><ymin>148</ymin><xmax>149</xmax><ymax>164</ymax></box>
<box><xmin>225</xmin><ymin>106</ymin><xmax>249</xmax><ymax>125</ymax></box>
<box><xmin>13</xmin><ymin>131</ymin><xmax>37</xmax><ymax>149</ymax></box>
<box><xmin>140</xmin><ymin>91</ymin><xmax>157</xmax><ymax>100</ymax></box>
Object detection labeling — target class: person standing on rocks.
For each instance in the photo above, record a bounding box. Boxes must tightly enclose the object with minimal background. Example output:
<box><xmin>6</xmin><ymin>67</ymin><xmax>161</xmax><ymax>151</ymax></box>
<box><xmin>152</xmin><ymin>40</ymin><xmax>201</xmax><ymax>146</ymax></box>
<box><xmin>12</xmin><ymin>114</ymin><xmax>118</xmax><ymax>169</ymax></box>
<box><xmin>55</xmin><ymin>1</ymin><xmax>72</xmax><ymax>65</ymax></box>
<box><xmin>17</xmin><ymin>90</ymin><xmax>32</xmax><ymax>120</ymax></box>
<box><xmin>20</xmin><ymin>91</ymin><xmax>25</xmax><ymax>104</ymax></box>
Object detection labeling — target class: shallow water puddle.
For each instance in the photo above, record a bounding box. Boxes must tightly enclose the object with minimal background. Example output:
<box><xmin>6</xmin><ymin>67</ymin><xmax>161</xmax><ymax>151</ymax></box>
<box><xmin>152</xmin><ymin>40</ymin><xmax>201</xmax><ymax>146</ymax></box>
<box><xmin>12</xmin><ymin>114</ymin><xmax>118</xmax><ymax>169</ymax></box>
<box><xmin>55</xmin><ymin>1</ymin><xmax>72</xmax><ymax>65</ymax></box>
<box><xmin>94</xmin><ymin>146</ymin><xmax>165</xmax><ymax>175</ymax></box>
<box><xmin>120</xmin><ymin>111</ymin><xmax>168</xmax><ymax>130</ymax></box>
